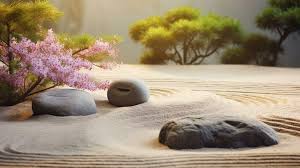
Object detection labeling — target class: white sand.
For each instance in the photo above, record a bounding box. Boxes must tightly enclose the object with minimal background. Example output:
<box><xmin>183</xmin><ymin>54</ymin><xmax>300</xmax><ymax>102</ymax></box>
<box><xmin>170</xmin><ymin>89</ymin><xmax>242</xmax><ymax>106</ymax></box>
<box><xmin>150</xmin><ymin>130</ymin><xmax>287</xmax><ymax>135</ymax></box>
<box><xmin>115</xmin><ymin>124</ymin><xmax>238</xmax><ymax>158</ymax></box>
<box><xmin>0</xmin><ymin>65</ymin><xmax>300</xmax><ymax>167</ymax></box>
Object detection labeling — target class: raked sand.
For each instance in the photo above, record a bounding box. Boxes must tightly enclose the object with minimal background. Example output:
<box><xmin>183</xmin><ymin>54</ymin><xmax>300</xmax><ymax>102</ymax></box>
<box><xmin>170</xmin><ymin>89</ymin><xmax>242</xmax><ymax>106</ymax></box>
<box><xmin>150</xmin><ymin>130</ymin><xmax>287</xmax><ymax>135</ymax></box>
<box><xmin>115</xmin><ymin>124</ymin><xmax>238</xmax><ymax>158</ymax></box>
<box><xmin>0</xmin><ymin>65</ymin><xmax>300</xmax><ymax>167</ymax></box>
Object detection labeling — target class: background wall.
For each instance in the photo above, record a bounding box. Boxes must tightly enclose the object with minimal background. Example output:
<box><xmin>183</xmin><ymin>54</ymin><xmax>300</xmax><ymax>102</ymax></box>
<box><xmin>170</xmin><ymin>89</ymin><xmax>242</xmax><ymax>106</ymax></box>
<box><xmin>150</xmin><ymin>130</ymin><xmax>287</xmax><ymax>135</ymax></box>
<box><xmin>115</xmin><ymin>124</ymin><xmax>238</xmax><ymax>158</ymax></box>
<box><xmin>51</xmin><ymin>0</ymin><xmax>300</xmax><ymax>67</ymax></box>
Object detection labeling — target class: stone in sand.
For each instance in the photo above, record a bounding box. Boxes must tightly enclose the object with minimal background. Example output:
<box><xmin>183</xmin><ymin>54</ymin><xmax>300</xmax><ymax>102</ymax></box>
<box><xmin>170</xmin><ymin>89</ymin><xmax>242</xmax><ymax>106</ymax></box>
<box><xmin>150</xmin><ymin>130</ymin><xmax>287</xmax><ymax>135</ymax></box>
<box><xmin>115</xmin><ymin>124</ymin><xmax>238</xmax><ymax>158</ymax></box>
<box><xmin>107</xmin><ymin>79</ymin><xmax>149</xmax><ymax>107</ymax></box>
<box><xmin>32</xmin><ymin>89</ymin><xmax>97</xmax><ymax>116</ymax></box>
<box><xmin>159</xmin><ymin>115</ymin><xmax>279</xmax><ymax>149</ymax></box>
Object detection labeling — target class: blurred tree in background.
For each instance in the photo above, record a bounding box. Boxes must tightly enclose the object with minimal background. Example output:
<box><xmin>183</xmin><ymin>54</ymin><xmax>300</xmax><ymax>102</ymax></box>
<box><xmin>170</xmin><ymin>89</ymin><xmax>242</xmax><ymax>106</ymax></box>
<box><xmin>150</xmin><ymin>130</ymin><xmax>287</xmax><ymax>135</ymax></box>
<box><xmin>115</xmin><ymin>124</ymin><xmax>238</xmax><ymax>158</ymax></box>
<box><xmin>256</xmin><ymin>0</ymin><xmax>300</xmax><ymax>66</ymax></box>
<box><xmin>222</xmin><ymin>33</ymin><xmax>282</xmax><ymax>65</ymax></box>
<box><xmin>129</xmin><ymin>7</ymin><xmax>242</xmax><ymax>65</ymax></box>
<box><xmin>222</xmin><ymin>0</ymin><xmax>299</xmax><ymax>66</ymax></box>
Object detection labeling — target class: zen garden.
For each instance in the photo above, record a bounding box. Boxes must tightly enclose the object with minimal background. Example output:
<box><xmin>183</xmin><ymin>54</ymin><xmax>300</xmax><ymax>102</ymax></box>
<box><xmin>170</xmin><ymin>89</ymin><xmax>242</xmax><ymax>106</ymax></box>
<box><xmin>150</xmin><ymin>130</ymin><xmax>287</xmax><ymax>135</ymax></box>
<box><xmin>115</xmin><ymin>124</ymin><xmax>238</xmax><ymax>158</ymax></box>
<box><xmin>0</xmin><ymin>0</ymin><xmax>300</xmax><ymax>168</ymax></box>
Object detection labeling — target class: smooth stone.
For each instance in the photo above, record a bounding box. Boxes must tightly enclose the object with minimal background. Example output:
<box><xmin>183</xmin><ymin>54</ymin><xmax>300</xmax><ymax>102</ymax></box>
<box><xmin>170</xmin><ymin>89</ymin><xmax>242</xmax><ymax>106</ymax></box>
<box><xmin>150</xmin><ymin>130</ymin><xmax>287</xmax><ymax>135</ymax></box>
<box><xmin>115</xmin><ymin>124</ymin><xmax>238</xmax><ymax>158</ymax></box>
<box><xmin>159</xmin><ymin>115</ymin><xmax>279</xmax><ymax>149</ymax></box>
<box><xmin>32</xmin><ymin>89</ymin><xmax>97</xmax><ymax>116</ymax></box>
<box><xmin>107</xmin><ymin>79</ymin><xmax>149</xmax><ymax>107</ymax></box>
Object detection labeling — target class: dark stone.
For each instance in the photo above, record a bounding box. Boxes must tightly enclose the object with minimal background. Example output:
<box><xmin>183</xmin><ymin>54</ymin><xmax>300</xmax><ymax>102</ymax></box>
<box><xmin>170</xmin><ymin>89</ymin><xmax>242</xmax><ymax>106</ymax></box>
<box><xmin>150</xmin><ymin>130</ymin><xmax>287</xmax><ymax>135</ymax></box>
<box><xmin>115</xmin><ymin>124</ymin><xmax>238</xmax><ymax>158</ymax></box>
<box><xmin>107</xmin><ymin>79</ymin><xmax>149</xmax><ymax>107</ymax></box>
<box><xmin>32</xmin><ymin>89</ymin><xmax>97</xmax><ymax>116</ymax></box>
<box><xmin>159</xmin><ymin>115</ymin><xmax>279</xmax><ymax>149</ymax></box>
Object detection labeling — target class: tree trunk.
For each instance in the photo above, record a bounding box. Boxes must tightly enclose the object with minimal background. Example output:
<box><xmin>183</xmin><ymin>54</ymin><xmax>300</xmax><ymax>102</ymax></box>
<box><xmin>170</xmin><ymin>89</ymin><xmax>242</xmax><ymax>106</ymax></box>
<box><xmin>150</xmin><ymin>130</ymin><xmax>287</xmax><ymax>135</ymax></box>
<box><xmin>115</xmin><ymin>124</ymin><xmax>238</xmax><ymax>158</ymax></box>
<box><xmin>270</xmin><ymin>32</ymin><xmax>289</xmax><ymax>66</ymax></box>
<box><xmin>183</xmin><ymin>46</ymin><xmax>187</xmax><ymax>64</ymax></box>
<box><xmin>6</xmin><ymin>24</ymin><xmax>13</xmax><ymax>74</ymax></box>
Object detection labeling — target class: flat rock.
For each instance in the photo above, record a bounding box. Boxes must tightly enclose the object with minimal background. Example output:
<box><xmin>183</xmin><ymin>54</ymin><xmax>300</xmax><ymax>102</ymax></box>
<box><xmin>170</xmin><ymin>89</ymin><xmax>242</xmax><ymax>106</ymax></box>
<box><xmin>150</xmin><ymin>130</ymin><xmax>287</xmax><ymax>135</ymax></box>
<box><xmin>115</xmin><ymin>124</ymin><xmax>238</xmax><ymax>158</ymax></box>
<box><xmin>107</xmin><ymin>79</ymin><xmax>149</xmax><ymax>107</ymax></box>
<box><xmin>32</xmin><ymin>89</ymin><xmax>97</xmax><ymax>116</ymax></box>
<box><xmin>159</xmin><ymin>115</ymin><xmax>279</xmax><ymax>149</ymax></box>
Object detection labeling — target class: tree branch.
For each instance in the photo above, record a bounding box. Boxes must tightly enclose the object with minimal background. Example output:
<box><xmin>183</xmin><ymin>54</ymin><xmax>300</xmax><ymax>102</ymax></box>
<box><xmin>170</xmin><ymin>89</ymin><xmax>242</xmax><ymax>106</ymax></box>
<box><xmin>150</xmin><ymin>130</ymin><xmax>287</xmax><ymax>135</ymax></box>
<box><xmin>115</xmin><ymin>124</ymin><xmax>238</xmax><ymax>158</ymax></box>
<box><xmin>206</xmin><ymin>46</ymin><xmax>219</xmax><ymax>56</ymax></box>
<box><xmin>6</xmin><ymin>23</ymin><xmax>14</xmax><ymax>75</ymax></box>
<box><xmin>189</xmin><ymin>47</ymin><xmax>202</xmax><ymax>64</ymax></box>
<box><xmin>0</xmin><ymin>40</ymin><xmax>8</xmax><ymax>47</ymax></box>
<box><xmin>189</xmin><ymin>46</ymin><xmax>219</xmax><ymax>65</ymax></box>
<box><xmin>0</xmin><ymin>58</ymin><xmax>8</xmax><ymax>66</ymax></box>
<box><xmin>194</xmin><ymin>57</ymin><xmax>207</xmax><ymax>65</ymax></box>
<box><xmin>182</xmin><ymin>40</ymin><xmax>189</xmax><ymax>64</ymax></box>
<box><xmin>173</xmin><ymin>46</ymin><xmax>183</xmax><ymax>64</ymax></box>
<box><xmin>190</xmin><ymin>54</ymin><xmax>209</xmax><ymax>65</ymax></box>
<box><xmin>92</xmin><ymin>62</ymin><xmax>104</xmax><ymax>68</ymax></box>
<box><xmin>270</xmin><ymin>30</ymin><xmax>290</xmax><ymax>66</ymax></box>
<box><xmin>72</xmin><ymin>47</ymin><xmax>88</xmax><ymax>56</ymax></box>
<box><xmin>19</xmin><ymin>77</ymin><xmax>43</xmax><ymax>101</ymax></box>
<box><xmin>28</xmin><ymin>84</ymin><xmax>58</xmax><ymax>97</ymax></box>
<box><xmin>276</xmin><ymin>27</ymin><xmax>283</xmax><ymax>37</ymax></box>
<box><xmin>169</xmin><ymin>56</ymin><xmax>181</xmax><ymax>65</ymax></box>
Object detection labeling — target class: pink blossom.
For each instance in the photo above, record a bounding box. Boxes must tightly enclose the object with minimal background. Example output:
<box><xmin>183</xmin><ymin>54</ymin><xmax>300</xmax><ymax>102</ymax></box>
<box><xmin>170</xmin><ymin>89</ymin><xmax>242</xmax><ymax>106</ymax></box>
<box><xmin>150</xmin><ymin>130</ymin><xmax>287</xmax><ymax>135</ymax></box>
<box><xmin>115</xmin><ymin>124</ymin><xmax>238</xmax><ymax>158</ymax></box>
<box><xmin>0</xmin><ymin>66</ymin><xmax>28</xmax><ymax>89</ymax></box>
<box><xmin>97</xmin><ymin>62</ymin><xmax>119</xmax><ymax>70</ymax></box>
<box><xmin>77</xmin><ymin>39</ymin><xmax>118</xmax><ymax>59</ymax></box>
<box><xmin>2</xmin><ymin>29</ymin><xmax>117</xmax><ymax>91</ymax></box>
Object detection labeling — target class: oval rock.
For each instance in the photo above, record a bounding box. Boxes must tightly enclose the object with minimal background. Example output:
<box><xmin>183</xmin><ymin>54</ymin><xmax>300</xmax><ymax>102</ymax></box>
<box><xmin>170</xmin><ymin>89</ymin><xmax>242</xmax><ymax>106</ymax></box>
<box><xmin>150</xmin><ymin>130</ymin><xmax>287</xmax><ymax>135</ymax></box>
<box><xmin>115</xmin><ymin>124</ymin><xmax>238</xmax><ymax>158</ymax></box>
<box><xmin>32</xmin><ymin>89</ymin><xmax>97</xmax><ymax>116</ymax></box>
<box><xmin>107</xmin><ymin>79</ymin><xmax>149</xmax><ymax>107</ymax></box>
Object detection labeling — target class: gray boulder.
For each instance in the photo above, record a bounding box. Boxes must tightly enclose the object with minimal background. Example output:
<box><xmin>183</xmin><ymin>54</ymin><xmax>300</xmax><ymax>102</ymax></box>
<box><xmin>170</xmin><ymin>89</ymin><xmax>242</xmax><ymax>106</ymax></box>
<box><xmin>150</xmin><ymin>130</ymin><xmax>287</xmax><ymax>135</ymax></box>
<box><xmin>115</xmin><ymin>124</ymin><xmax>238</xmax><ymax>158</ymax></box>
<box><xmin>107</xmin><ymin>79</ymin><xmax>149</xmax><ymax>107</ymax></box>
<box><xmin>32</xmin><ymin>89</ymin><xmax>97</xmax><ymax>116</ymax></box>
<box><xmin>159</xmin><ymin>115</ymin><xmax>279</xmax><ymax>149</ymax></box>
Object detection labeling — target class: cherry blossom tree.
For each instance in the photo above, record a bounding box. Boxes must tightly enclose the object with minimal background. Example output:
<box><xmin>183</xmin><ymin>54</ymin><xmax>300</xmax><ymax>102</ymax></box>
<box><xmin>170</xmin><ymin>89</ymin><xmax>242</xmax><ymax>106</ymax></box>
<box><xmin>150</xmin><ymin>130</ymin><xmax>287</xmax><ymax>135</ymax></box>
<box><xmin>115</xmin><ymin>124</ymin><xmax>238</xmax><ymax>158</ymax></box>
<box><xmin>0</xmin><ymin>30</ymin><xmax>118</xmax><ymax>106</ymax></box>
<box><xmin>0</xmin><ymin>1</ymin><xmax>119</xmax><ymax>106</ymax></box>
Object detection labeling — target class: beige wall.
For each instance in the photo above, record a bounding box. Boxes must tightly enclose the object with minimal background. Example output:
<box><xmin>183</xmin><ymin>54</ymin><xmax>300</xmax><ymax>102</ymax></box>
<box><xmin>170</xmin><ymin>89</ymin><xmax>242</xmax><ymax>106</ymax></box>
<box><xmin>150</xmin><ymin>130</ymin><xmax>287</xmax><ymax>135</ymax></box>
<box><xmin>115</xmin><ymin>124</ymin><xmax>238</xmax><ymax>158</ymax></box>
<box><xmin>52</xmin><ymin>0</ymin><xmax>300</xmax><ymax>67</ymax></box>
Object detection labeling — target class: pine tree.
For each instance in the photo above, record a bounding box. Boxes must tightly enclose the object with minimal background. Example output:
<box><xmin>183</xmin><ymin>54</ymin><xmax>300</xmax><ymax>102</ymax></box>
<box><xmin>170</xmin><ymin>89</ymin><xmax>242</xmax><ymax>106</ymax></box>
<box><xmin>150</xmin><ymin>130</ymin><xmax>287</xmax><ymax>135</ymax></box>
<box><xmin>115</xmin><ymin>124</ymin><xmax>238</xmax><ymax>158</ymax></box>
<box><xmin>256</xmin><ymin>0</ymin><xmax>300</xmax><ymax>66</ymax></box>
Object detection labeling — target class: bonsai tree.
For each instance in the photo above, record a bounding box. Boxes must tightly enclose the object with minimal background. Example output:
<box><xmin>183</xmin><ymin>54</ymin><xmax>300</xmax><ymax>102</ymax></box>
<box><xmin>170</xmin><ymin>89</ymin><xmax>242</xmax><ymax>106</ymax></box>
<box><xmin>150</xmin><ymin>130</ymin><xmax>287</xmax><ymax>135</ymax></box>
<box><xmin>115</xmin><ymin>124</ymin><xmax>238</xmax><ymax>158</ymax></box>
<box><xmin>222</xmin><ymin>33</ymin><xmax>282</xmax><ymax>65</ymax></box>
<box><xmin>129</xmin><ymin>7</ymin><xmax>242</xmax><ymax>65</ymax></box>
<box><xmin>0</xmin><ymin>1</ymin><xmax>118</xmax><ymax>106</ymax></box>
<box><xmin>256</xmin><ymin>0</ymin><xmax>300</xmax><ymax>66</ymax></box>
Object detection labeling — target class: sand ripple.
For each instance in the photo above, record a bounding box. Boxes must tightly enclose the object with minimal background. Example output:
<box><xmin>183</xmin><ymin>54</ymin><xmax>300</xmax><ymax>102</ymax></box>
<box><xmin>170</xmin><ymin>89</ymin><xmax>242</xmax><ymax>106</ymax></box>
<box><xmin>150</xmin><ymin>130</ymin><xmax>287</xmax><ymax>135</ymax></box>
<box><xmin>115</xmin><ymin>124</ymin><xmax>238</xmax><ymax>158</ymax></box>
<box><xmin>1</xmin><ymin>65</ymin><xmax>300</xmax><ymax>167</ymax></box>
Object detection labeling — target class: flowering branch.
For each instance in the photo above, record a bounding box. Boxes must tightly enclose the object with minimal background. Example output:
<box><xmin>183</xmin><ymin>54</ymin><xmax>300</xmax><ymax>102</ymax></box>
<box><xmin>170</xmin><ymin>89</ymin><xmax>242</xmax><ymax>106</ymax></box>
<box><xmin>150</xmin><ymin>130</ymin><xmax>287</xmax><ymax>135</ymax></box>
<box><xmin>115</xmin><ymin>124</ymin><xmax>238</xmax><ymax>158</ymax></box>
<box><xmin>72</xmin><ymin>47</ymin><xmax>88</xmax><ymax>56</ymax></box>
<box><xmin>0</xmin><ymin>29</ymin><xmax>118</xmax><ymax>106</ymax></box>
<box><xmin>0</xmin><ymin>58</ymin><xmax>8</xmax><ymax>66</ymax></box>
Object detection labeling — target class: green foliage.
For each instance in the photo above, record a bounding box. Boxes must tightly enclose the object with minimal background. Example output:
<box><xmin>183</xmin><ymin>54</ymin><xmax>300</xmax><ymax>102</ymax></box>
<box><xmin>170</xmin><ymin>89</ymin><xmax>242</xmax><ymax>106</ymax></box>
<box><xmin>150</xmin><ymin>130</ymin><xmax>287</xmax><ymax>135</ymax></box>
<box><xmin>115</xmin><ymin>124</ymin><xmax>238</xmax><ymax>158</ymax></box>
<box><xmin>58</xmin><ymin>34</ymin><xmax>121</xmax><ymax>62</ymax></box>
<box><xmin>59</xmin><ymin>34</ymin><xmax>95</xmax><ymax>50</ymax></box>
<box><xmin>0</xmin><ymin>82</ymin><xmax>16</xmax><ymax>105</ymax></box>
<box><xmin>142</xmin><ymin>27</ymin><xmax>173</xmax><ymax>50</ymax></box>
<box><xmin>129</xmin><ymin>16</ymin><xmax>164</xmax><ymax>42</ymax></box>
<box><xmin>222</xmin><ymin>33</ymin><xmax>282</xmax><ymax>66</ymax></box>
<box><xmin>140</xmin><ymin>49</ymin><xmax>169</xmax><ymax>64</ymax></box>
<box><xmin>164</xmin><ymin>6</ymin><xmax>200</xmax><ymax>24</ymax></box>
<box><xmin>269</xmin><ymin>0</ymin><xmax>300</xmax><ymax>10</ymax></box>
<box><xmin>197</xmin><ymin>14</ymin><xmax>242</xmax><ymax>47</ymax></box>
<box><xmin>245</xmin><ymin>34</ymin><xmax>282</xmax><ymax>65</ymax></box>
<box><xmin>101</xmin><ymin>35</ymin><xmax>123</xmax><ymax>44</ymax></box>
<box><xmin>129</xmin><ymin>7</ymin><xmax>242</xmax><ymax>65</ymax></box>
<box><xmin>256</xmin><ymin>7</ymin><xmax>282</xmax><ymax>31</ymax></box>
<box><xmin>256</xmin><ymin>0</ymin><xmax>300</xmax><ymax>66</ymax></box>
<box><xmin>1</xmin><ymin>0</ymin><xmax>40</xmax><ymax>3</ymax></box>
<box><xmin>256</xmin><ymin>7</ymin><xmax>300</xmax><ymax>33</ymax></box>
<box><xmin>221</xmin><ymin>47</ymin><xmax>249</xmax><ymax>64</ymax></box>
<box><xmin>170</xmin><ymin>19</ymin><xmax>200</xmax><ymax>41</ymax></box>
<box><xmin>0</xmin><ymin>0</ymin><xmax>62</xmax><ymax>41</ymax></box>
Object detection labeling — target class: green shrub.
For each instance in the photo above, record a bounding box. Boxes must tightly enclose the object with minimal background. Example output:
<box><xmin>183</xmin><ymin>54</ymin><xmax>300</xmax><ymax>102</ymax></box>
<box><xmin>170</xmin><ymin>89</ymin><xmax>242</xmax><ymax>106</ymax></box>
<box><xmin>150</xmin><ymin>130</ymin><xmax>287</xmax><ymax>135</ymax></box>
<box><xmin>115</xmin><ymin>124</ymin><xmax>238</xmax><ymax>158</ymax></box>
<box><xmin>129</xmin><ymin>7</ymin><xmax>242</xmax><ymax>65</ymax></box>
